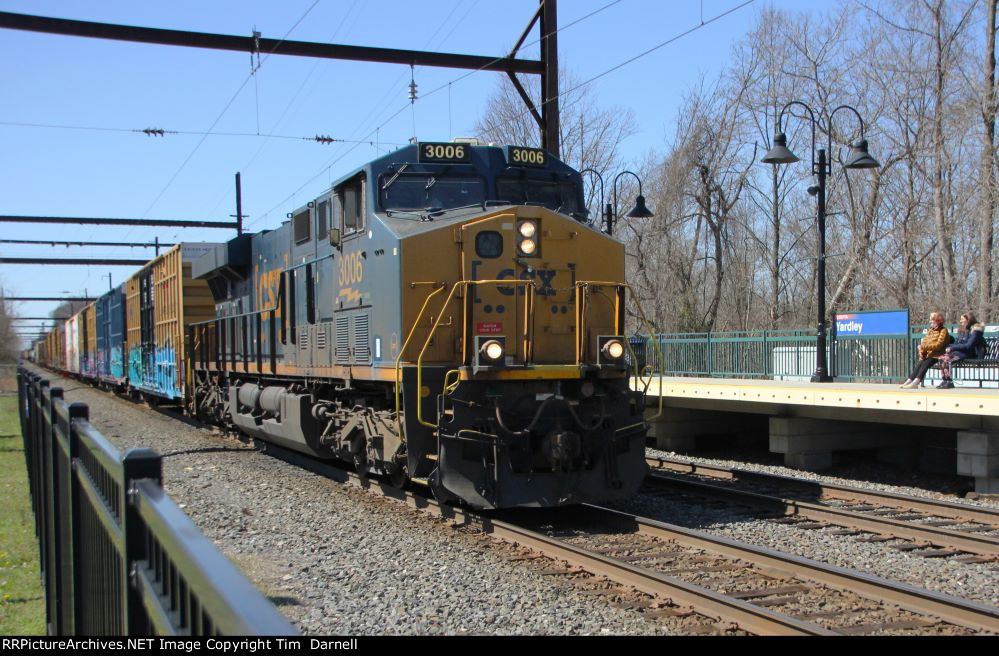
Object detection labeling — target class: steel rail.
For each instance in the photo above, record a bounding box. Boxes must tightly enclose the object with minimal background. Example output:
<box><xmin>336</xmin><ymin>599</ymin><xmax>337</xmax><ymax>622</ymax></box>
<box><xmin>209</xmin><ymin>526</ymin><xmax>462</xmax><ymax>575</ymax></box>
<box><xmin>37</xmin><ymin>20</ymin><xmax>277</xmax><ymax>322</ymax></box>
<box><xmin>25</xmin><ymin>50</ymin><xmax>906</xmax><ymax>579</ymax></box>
<box><xmin>586</xmin><ymin>503</ymin><xmax>999</xmax><ymax>633</ymax></box>
<box><xmin>645</xmin><ymin>471</ymin><xmax>999</xmax><ymax>558</ymax></box>
<box><xmin>647</xmin><ymin>455</ymin><xmax>999</xmax><ymax>526</ymax></box>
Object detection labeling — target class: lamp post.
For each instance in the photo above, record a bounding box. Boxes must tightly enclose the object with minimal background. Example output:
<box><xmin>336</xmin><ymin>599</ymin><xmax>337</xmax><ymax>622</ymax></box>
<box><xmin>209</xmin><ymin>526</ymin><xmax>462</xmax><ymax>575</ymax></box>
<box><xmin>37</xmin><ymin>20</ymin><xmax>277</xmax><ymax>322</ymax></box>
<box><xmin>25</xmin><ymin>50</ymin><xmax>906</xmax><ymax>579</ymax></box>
<box><xmin>762</xmin><ymin>102</ymin><xmax>880</xmax><ymax>383</ymax></box>
<box><xmin>581</xmin><ymin>169</ymin><xmax>654</xmax><ymax>235</ymax></box>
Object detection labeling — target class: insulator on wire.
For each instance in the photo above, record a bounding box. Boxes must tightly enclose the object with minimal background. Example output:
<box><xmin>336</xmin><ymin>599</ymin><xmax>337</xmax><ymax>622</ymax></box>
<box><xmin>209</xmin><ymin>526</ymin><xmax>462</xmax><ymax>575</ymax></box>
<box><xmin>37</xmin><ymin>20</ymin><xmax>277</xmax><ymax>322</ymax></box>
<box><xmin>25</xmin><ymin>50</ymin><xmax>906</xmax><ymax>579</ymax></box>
<box><xmin>312</xmin><ymin>135</ymin><xmax>335</xmax><ymax>145</ymax></box>
<box><xmin>142</xmin><ymin>128</ymin><xmax>165</xmax><ymax>137</ymax></box>
<box><xmin>408</xmin><ymin>65</ymin><xmax>418</xmax><ymax>103</ymax></box>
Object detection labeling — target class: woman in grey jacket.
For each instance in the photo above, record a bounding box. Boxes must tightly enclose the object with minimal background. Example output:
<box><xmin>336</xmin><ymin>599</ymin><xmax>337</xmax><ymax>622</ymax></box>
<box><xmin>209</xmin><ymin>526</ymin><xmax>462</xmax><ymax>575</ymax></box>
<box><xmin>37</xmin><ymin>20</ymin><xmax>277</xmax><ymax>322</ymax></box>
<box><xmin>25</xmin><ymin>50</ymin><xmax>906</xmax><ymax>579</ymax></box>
<box><xmin>936</xmin><ymin>312</ymin><xmax>985</xmax><ymax>389</ymax></box>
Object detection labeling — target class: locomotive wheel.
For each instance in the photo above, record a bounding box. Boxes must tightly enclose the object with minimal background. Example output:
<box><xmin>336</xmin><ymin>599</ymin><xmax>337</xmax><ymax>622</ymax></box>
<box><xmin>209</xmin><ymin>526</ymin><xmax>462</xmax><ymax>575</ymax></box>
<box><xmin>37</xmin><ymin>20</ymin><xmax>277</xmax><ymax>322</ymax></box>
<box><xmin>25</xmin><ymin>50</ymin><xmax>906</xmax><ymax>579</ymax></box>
<box><xmin>387</xmin><ymin>462</ymin><xmax>408</xmax><ymax>489</ymax></box>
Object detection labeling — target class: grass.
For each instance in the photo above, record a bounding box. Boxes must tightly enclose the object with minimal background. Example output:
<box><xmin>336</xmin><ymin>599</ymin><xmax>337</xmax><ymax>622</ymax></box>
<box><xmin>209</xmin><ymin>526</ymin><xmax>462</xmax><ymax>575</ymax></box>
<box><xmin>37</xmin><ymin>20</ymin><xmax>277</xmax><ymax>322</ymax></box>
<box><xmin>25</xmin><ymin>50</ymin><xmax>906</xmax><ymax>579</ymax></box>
<box><xmin>0</xmin><ymin>394</ymin><xmax>45</xmax><ymax>635</ymax></box>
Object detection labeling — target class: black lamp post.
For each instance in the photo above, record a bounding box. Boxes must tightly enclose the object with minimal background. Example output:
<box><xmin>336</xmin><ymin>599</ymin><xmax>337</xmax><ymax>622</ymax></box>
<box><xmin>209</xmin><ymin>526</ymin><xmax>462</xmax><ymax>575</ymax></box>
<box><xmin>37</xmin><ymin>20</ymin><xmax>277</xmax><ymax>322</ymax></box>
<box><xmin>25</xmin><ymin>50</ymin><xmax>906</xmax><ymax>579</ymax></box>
<box><xmin>762</xmin><ymin>102</ymin><xmax>880</xmax><ymax>383</ymax></box>
<box><xmin>581</xmin><ymin>169</ymin><xmax>654</xmax><ymax>235</ymax></box>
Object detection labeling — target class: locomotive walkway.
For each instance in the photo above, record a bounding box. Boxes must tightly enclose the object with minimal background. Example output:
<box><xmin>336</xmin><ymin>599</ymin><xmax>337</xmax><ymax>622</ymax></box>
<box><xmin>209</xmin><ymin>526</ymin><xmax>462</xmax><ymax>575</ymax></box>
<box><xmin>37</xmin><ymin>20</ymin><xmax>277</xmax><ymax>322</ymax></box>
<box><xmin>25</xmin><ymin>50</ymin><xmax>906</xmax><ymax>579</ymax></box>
<box><xmin>634</xmin><ymin>376</ymin><xmax>999</xmax><ymax>494</ymax></box>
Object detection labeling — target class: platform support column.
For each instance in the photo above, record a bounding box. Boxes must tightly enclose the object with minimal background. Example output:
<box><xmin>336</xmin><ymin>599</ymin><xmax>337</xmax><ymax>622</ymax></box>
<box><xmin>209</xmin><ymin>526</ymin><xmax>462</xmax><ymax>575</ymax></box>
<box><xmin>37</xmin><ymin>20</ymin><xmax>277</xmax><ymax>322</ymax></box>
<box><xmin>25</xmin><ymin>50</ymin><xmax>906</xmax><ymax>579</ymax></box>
<box><xmin>769</xmin><ymin>417</ymin><xmax>910</xmax><ymax>471</ymax></box>
<box><xmin>957</xmin><ymin>431</ymin><xmax>999</xmax><ymax>494</ymax></box>
<box><xmin>646</xmin><ymin>407</ymin><xmax>753</xmax><ymax>453</ymax></box>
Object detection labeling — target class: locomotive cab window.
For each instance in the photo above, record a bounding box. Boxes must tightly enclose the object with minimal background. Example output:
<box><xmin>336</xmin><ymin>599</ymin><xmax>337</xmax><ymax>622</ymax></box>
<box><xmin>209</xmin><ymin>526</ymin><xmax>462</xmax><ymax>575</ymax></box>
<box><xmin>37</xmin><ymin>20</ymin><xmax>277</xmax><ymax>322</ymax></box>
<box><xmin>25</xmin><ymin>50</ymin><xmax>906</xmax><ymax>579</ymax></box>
<box><xmin>380</xmin><ymin>173</ymin><xmax>486</xmax><ymax>212</ymax></box>
<box><xmin>317</xmin><ymin>200</ymin><xmax>329</xmax><ymax>242</ymax></box>
<box><xmin>293</xmin><ymin>209</ymin><xmax>311</xmax><ymax>244</ymax></box>
<box><xmin>496</xmin><ymin>178</ymin><xmax>582</xmax><ymax>215</ymax></box>
<box><xmin>339</xmin><ymin>176</ymin><xmax>365</xmax><ymax>235</ymax></box>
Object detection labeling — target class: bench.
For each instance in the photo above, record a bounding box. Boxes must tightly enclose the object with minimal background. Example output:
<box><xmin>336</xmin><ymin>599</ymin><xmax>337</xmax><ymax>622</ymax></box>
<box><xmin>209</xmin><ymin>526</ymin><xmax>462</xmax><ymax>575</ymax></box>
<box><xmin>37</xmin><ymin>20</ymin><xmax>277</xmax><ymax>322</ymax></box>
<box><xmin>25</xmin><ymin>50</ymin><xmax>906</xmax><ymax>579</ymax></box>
<box><xmin>927</xmin><ymin>325</ymin><xmax>999</xmax><ymax>388</ymax></box>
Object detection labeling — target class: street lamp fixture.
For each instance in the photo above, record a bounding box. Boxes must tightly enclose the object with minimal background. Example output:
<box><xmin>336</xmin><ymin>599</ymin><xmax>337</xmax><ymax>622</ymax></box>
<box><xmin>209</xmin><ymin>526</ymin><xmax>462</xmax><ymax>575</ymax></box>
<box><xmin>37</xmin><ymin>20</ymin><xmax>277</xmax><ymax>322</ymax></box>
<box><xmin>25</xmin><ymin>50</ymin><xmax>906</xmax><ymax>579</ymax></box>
<box><xmin>762</xmin><ymin>102</ymin><xmax>880</xmax><ymax>383</ymax></box>
<box><xmin>581</xmin><ymin>169</ymin><xmax>654</xmax><ymax>236</ymax></box>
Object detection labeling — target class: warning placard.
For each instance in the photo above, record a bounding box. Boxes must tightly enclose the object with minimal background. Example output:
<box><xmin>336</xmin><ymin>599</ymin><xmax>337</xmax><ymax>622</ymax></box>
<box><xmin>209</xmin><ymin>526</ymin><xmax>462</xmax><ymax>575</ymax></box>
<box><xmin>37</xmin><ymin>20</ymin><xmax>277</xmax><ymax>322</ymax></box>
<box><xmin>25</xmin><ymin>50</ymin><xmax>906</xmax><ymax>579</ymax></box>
<box><xmin>476</xmin><ymin>322</ymin><xmax>503</xmax><ymax>334</ymax></box>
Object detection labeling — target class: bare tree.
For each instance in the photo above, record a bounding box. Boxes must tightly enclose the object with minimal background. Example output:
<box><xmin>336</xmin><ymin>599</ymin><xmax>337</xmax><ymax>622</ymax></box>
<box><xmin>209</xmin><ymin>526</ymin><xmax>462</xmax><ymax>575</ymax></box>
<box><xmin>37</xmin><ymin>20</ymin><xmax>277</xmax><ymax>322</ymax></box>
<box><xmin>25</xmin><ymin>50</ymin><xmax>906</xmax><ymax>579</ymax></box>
<box><xmin>981</xmin><ymin>0</ymin><xmax>998</xmax><ymax>318</ymax></box>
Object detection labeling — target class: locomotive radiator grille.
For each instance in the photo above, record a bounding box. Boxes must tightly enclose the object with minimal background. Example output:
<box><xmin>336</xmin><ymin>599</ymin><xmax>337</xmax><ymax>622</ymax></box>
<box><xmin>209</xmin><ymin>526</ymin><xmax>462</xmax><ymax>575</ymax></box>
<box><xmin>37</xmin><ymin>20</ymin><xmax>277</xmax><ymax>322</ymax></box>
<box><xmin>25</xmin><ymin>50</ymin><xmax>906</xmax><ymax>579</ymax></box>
<box><xmin>299</xmin><ymin>328</ymin><xmax>309</xmax><ymax>350</ymax></box>
<box><xmin>354</xmin><ymin>314</ymin><xmax>371</xmax><ymax>363</ymax></box>
<box><xmin>316</xmin><ymin>327</ymin><xmax>327</xmax><ymax>350</ymax></box>
<box><xmin>335</xmin><ymin>316</ymin><xmax>350</xmax><ymax>363</ymax></box>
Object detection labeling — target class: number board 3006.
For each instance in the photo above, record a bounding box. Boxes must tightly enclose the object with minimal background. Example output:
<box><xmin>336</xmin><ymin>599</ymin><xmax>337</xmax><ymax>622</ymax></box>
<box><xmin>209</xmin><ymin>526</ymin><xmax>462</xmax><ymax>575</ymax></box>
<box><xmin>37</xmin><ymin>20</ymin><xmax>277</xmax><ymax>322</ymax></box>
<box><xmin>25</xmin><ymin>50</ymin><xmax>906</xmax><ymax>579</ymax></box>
<box><xmin>418</xmin><ymin>142</ymin><xmax>471</xmax><ymax>163</ymax></box>
<box><xmin>506</xmin><ymin>146</ymin><xmax>546</xmax><ymax>167</ymax></box>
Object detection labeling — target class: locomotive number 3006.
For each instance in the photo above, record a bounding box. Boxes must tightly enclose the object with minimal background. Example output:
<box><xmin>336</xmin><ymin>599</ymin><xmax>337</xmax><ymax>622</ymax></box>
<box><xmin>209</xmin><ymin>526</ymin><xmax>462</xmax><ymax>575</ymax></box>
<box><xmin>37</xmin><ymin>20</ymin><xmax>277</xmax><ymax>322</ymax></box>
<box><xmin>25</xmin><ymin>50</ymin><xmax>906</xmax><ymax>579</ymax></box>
<box><xmin>510</xmin><ymin>148</ymin><xmax>545</xmax><ymax>165</ymax></box>
<box><xmin>423</xmin><ymin>144</ymin><xmax>466</xmax><ymax>161</ymax></box>
<box><xmin>339</xmin><ymin>251</ymin><xmax>364</xmax><ymax>287</ymax></box>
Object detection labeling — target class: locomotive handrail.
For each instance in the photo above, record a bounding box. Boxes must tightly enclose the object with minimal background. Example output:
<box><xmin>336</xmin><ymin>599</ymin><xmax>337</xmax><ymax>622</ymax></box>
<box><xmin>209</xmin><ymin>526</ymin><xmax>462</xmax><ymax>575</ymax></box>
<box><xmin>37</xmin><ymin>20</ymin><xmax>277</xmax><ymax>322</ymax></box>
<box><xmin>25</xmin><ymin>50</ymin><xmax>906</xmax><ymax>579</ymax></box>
<box><xmin>574</xmin><ymin>280</ymin><xmax>664</xmax><ymax>421</ymax></box>
<box><xmin>395</xmin><ymin>282</ymin><xmax>446</xmax><ymax>441</ymax></box>
<box><xmin>416</xmin><ymin>279</ymin><xmax>536</xmax><ymax>429</ymax></box>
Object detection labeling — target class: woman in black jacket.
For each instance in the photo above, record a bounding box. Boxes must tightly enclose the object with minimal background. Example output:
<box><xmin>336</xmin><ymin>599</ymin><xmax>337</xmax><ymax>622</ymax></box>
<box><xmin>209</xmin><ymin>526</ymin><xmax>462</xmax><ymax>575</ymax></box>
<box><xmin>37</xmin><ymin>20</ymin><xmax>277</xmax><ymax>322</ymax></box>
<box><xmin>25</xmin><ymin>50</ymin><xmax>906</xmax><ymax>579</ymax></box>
<box><xmin>936</xmin><ymin>312</ymin><xmax>985</xmax><ymax>389</ymax></box>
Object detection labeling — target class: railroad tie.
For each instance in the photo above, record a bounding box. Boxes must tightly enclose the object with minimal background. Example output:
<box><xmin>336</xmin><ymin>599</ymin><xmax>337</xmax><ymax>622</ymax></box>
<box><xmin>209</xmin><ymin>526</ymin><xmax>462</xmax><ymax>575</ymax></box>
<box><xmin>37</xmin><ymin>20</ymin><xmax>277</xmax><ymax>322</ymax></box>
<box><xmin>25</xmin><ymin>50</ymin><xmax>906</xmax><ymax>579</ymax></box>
<box><xmin>835</xmin><ymin>619</ymin><xmax>938</xmax><ymax>635</ymax></box>
<box><xmin>729</xmin><ymin>584</ymin><xmax>812</xmax><ymax>599</ymax></box>
<box><xmin>752</xmin><ymin>596</ymin><xmax>800</xmax><ymax>607</ymax></box>
<box><xmin>913</xmin><ymin>548</ymin><xmax>963</xmax><ymax>558</ymax></box>
<box><xmin>791</xmin><ymin>522</ymin><xmax>827</xmax><ymax>530</ymax></box>
<box><xmin>951</xmin><ymin>555</ymin><xmax>995</xmax><ymax>564</ymax></box>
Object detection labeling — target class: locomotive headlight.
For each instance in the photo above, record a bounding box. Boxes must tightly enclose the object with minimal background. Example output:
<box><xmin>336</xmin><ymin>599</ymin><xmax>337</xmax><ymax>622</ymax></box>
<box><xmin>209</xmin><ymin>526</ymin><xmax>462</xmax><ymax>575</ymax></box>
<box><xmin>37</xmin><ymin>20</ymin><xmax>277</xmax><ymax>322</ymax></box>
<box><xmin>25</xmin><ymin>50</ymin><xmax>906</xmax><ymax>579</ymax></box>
<box><xmin>475</xmin><ymin>335</ymin><xmax>507</xmax><ymax>371</ymax></box>
<box><xmin>481</xmin><ymin>339</ymin><xmax>505</xmax><ymax>362</ymax></box>
<box><xmin>598</xmin><ymin>335</ymin><xmax>627</xmax><ymax>368</ymax></box>
<box><xmin>602</xmin><ymin>339</ymin><xmax>624</xmax><ymax>360</ymax></box>
<box><xmin>518</xmin><ymin>220</ymin><xmax>537</xmax><ymax>238</ymax></box>
<box><xmin>519</xmin><ymin>238</ymin><xmax>537</xmax><ymax>255</ymax></box>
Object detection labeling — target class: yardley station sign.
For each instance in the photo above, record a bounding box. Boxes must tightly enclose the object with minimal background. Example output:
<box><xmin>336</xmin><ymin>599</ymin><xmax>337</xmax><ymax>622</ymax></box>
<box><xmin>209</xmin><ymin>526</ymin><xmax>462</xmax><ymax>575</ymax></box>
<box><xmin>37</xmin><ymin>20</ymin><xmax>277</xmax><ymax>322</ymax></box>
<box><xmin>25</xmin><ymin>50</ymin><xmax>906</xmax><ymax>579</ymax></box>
<box><xmin>834</xmin><ymin>309</ymin><xmax>910</xmax><ymax>337</ymax></box>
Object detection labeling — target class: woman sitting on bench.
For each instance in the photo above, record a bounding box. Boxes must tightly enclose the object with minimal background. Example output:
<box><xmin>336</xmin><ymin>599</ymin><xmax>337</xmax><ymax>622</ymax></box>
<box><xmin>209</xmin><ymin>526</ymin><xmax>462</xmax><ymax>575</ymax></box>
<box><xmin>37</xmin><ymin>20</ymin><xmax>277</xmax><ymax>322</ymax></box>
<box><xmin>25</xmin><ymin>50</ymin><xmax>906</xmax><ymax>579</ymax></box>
<box><xmin>935</xmin><ymin>312</ymin><xmax>985</xmax><ymax>389</ymax></box>
<box><xmin>901</xmin><ymin>312</ymin><xmax>950</xmax><ymax>389</ymax></box>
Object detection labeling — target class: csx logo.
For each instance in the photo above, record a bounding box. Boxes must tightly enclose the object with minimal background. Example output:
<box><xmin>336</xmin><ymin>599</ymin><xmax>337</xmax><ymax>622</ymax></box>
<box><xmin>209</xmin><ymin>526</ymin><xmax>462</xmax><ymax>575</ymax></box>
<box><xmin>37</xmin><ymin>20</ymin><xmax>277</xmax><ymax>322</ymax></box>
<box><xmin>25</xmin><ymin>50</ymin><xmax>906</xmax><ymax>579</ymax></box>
<box><xmin>255</xmin><ymin>255</ymin><xmax>289</xmax><ymax>318</ymax></box>
<box><xmin>496</xmin><ymin>267</ymin><xmax>560</xmax><ymax>297</ymax></box>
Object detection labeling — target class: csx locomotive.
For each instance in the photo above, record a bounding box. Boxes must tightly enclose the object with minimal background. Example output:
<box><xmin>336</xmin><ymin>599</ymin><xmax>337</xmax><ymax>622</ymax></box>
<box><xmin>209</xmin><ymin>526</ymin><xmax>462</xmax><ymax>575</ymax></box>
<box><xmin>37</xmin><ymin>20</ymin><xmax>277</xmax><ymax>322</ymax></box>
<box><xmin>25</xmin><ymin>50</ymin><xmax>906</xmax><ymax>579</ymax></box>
<box><xmin>34</xmin><ymin>141</ymin><xmax>652</xmax><ymax>509</ymax></box>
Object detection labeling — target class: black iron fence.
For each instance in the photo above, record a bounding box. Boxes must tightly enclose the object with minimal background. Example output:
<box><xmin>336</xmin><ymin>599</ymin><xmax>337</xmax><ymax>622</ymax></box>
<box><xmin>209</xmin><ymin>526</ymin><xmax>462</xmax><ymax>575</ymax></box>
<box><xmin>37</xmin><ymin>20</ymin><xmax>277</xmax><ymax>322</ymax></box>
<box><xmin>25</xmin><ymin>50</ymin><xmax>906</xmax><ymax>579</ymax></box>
<box><xmin>17</xmin><ymin>367</ymin><xmax>297</xmax><ymax>636</ymax></box>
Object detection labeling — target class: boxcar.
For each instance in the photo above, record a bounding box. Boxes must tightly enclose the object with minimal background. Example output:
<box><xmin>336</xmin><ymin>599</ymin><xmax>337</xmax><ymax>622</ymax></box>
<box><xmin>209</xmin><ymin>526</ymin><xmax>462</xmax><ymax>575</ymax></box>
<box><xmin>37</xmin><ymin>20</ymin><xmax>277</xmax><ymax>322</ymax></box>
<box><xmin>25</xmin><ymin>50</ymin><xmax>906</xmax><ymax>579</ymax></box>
<box><xmin>125</xmin><ymin>243</ymin><xmax>219</xmax><ymax>401</ymax></box>
<box><xmin>95</xmin><ymin>285</ymin><xmax>127</xmax><ymax>386</ymax></box>
<box><xmin>65</xmin><ymin>311</ymin><xmax>81</xmax><ymax>375</ymax></box>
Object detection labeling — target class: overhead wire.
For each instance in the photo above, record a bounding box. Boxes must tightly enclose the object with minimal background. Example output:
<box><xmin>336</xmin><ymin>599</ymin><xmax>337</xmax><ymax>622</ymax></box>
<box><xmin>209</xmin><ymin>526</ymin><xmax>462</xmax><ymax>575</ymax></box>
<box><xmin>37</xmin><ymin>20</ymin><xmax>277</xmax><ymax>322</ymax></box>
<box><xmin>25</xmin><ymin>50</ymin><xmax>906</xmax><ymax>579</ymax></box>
<box><xmin>98</xmin><ymin>0</ymin><xmax>325</xmax><ymax>260</ymax></box>
<box><xmin>244</xmin><ymin>0</ymin><xmax>481</xmax><ymax>230</ymax></box>
<box><xmin>0</xmin><ymin>120</ymin><xmax>406</xmax><ymax>144</ymax></box>
<box><xmin>248</xmin><ymin>0</ymin><xmax>667</xmax><ymax>226</ymax></box>
<box><xmin>138</xmin><ymin>0</ymin><xmax>323</xmax><ymax>221</ymax></box>
<box><xmin>201</xmin><ymin>0</ymin><xmax>363</xmax><ymax>226</ymax></box>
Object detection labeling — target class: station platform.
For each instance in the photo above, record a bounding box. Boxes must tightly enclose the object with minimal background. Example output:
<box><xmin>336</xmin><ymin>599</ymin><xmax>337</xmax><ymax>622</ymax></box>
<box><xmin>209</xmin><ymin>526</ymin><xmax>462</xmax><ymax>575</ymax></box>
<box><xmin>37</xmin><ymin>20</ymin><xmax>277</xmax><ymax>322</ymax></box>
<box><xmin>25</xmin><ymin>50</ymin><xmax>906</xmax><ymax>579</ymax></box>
<box><xmin>634</xmin><ymin>376</ymin><xmax>999</xmax><ymax>493</ymax></box>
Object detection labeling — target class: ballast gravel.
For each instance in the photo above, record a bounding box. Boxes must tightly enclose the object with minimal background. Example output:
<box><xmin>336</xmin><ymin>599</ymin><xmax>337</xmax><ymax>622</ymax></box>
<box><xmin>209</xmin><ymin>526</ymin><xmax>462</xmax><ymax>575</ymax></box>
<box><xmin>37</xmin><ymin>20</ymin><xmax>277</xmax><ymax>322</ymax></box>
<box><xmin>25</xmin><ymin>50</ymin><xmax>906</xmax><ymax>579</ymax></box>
<box><xmin>41</xmin><ymin>378</ymin><xmax>672</xmax><ymax>635</ymax></box>
<box><xmin>640</xmin><ymin>447</ymin><xmax>999</xmax><ymax>608</ymax></box>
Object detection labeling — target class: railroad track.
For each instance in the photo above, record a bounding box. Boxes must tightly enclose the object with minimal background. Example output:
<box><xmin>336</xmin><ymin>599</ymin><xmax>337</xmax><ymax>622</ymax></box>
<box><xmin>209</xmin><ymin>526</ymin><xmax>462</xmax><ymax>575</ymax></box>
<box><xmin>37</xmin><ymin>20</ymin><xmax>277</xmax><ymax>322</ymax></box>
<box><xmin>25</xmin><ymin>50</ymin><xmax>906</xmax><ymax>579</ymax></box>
<box><xmin>33</xmin><ymin>369</ymin><xmax>999</xmax><ymax>635</ymax></box>
<box><xmin>263</xmin><ymin>442</ymin><xmax>999</xmax><ymax>636</ymax></box>
<box><xmin>645</xmin><ymin>455</ymin><xmax>999</xmax><ymax>563</ymax></box>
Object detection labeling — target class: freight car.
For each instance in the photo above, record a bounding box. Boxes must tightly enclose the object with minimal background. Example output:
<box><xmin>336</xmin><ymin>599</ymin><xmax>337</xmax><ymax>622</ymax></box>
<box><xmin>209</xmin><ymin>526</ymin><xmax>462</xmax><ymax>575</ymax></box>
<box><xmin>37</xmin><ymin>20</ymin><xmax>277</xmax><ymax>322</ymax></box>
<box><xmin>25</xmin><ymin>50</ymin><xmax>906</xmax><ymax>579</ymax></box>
<box><xmin>189</xmin><ymin>141</ymin><xmax>654</xmax><ymax>509</ymax></box>
<box><xmin>124</xmin><ymin>243</ymin><xmax>219</xmax><ymax>401</ymax></box>
<box><xmin>33</xmin><ymin>242</ymin><xmax>218</xmax><ymax>404</ymax></box>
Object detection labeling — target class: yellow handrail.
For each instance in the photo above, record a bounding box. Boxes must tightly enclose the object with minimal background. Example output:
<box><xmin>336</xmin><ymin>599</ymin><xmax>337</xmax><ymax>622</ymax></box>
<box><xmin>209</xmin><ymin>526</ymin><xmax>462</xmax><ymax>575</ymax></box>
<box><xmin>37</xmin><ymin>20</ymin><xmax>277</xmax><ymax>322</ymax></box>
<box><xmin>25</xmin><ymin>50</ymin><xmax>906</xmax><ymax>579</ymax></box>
<box><xmin>416</xmin><ymin>279</ymin><xmax>535</xmax><ymax>428</ymax></box>
<box><xmin>574</xmin><ymin>280</ymin><xmax>664</xmax><ymax>420</ymax></box>
<box><xmin>394</xmin><ymin>283</ymin><xmax>445</xmax><ymax>441</ymax></box>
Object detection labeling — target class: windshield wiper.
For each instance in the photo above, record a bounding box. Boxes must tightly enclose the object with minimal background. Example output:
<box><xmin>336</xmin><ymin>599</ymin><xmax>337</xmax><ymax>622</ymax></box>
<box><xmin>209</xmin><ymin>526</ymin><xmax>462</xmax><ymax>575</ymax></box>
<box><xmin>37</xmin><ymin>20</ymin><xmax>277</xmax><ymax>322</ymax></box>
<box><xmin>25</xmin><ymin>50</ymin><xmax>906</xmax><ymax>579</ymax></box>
<box><xmin>381</xmin><ymin>163</ymin><xmax>409</xmax><ymax>191</ymax></box>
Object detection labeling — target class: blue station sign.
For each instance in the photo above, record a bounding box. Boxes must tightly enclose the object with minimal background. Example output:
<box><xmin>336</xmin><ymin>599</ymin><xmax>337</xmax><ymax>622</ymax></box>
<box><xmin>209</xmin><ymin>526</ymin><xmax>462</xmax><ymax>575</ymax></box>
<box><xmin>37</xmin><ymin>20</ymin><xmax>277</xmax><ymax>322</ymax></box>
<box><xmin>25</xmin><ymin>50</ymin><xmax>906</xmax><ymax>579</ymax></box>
<box><xmin>834</xmin><ymin>309</ymin><xmax>909</xmax><ymax>337</ymax></box>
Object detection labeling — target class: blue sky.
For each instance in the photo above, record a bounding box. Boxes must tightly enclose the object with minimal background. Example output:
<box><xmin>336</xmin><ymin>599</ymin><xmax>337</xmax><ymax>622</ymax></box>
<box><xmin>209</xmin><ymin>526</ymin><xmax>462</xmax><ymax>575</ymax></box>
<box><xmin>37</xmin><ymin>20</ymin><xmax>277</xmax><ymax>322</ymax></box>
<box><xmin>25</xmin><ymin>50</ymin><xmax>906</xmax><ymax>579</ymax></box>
<box><xmin>0</xmin><ymin>0</ymin><xmax>836</xmax><ymax>337</ymax></box>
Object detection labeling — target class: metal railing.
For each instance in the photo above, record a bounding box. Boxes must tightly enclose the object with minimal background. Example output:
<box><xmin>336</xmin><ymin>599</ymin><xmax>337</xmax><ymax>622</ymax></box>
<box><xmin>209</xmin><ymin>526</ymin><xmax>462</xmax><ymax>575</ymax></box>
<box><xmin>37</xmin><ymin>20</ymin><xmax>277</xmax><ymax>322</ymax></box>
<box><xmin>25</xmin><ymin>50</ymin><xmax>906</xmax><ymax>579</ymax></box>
<box><xmin>17</xmin><ymin>367</ymin><xmax>296</xmax><ymax>636</ymax></box>
<box><xmin>635</xmin><ymin>327</ymin><xmax>998</xmax><ymax>385</ymax></box>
